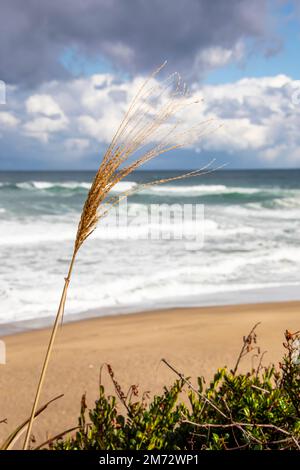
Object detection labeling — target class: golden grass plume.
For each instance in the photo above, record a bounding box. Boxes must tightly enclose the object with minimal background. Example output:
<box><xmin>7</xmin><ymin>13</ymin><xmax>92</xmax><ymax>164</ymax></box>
<box><xmin>23</xmin><ymin>63</ymin><xmax>217</xmax><ymax>449</ymax></box>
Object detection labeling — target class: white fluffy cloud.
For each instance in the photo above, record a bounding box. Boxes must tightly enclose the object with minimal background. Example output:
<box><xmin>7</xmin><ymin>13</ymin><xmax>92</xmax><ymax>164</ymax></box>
<box><xmin>23</xmin><ymin>94</ymin><xmax>68</xmax><ymax>142</ymax></box>
<box><xmin>194</xmin><ymin>42</ymin><xmax>245</xmax><ymax>71</ymax></box>
<box><xmin>26</xmin><ymin>94</ymin><xmax>64</xmax><ymax>117</ymax></box>
<box><xmin>196</xmin><ymin>75</ymin><xmax>300</xmax><ymax>163</ymax></box>
<box><xmin>1</xmin><ymin>71</ymin><xmax>300</xmax><ymax>166</ymax></box>
<box><xmin>0</xmin><ymin>111</ymin><xmax>19</xmax><ymax>128</ymax></box>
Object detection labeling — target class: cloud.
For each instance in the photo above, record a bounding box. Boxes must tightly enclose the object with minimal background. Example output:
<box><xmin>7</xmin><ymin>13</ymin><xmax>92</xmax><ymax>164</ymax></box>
<box><xmin>194</xmin><ymin>42</ymin><xmax>245</xmax><ymax>71</ymax></box>
<box><xmin>0</xmin><ymin>111</ymin><xmax>19</xmax><ymax>128</ymax></box>
<box><xmin>23</xmin><ymin>116</ymin><xmax>68</xmax><ymax>143</ymax></box>
<box><xmin>0</xmin><ymin>0</ymin><xmax>272</xmax><ymax>86</ymax></box>
<box><xmin>1</xmin><ymin>70</ymin><xmax>300</xmax><ymax>168</ymax></box>
<box><xmin>64</xmin><ymin>138</ymin><xmax>90</xmax><ymax>152</ymax></box>
<box><xmin>22</xmin><ymin>93</ymin><xmax>68</xmax><ymax>142</ymax></box>
<box><xmin>197</xmin><ymin>75</ymin><xmax>300</xmax><ymax>164</ymax></box>
<box><xmin>26</xmin><ymin>94</ymin><xmax>64</xmax><ymax>117</ymax></box>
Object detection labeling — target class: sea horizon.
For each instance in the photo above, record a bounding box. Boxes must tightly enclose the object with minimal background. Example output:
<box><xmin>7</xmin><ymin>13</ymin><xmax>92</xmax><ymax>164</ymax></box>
<box><xmin>1</xmin><ymin>167</ymin><xmax>300</xmax><ymax>172</ymax></box>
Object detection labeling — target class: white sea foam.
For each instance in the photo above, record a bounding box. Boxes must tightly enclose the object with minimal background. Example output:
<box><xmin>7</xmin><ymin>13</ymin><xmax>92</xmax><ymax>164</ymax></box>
<box><xmin>111</xmin><ymin>181</ymin><xmax>137</xmax><ymax>192</ymax></box>
<box><xmin>146</xmin><ymin>184</ymin><xmax>227</xmax><ymax>194</ymax></box>
<box><xmin>14</xmin><ymin>180</ymin><xmax>137</xmax><ymax>193</ymax></box>
<box><xmin>17</xmin><ymin>181</ymin><xmax>91</xmax><ymax>190</ymax></box>
<box><xmin>142</xmin><ymin>184</ymin><xmax>279</xmax><ymax>196</ymax></box>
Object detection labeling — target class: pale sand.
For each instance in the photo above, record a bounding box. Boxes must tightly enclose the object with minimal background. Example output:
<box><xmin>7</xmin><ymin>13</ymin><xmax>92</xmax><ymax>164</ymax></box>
<box><xmin>0</xmin><ymin>301</ymin><xmax>299</xmax><ymax>448</ymax></box>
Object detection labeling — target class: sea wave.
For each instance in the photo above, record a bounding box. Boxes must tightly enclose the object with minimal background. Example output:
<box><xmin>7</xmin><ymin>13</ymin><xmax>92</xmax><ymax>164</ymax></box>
<box><xmin>143</xmin><ymin>184</ymin><xmax>267</xmax><ymax>195</ymax></box>
<box><xmin>0</xmin><ymin>180</ymin><xmax>137</xmax><ymax>193</ymax></box>
<box><xmin>19</xmin><ymin>181</ymin><xmax>92</xmax><ymax>190</ymax></box>
<box><xmin>2</xmin><ymin>180</ymin><xmax>300</xmax><ymax>207</ymax></box>
<box><xmin>1</xmin><ymin>170</ymin><xmax>300</xmax><ymax>325</ymax></box>
<box><xmin>0</xmin><ymin>214</ymin><xmax>216</xmax><ymax>245</ymax></box>
<box><xmin>141</xmin><ymin>184</ymin><xmax>299</xmax><ymax>199</ymax></box>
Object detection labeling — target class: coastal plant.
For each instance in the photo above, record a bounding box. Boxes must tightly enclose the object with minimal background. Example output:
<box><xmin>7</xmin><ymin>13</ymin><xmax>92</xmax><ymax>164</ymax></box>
<box><xmin>52</xmin><ymin>328</ymin><xmax>300</xmax><ymax>451</ymax></box>
<box><xmin>22</xmin><ymin>64</ymin><xmax>215</xmax><ymax>449</ymax></box>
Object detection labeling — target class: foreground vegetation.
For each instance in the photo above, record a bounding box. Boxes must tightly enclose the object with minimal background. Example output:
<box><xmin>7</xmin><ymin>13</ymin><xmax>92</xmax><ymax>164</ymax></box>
<box><xmin>52</xmin><ymin>326</ymin><xmax>300</xmax><ymax>450</ymax></box>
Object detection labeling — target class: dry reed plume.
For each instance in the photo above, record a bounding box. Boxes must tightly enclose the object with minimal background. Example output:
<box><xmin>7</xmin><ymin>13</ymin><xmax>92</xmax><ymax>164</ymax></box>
<box><xmin>23</xmin><ymin>63</ymin><xmax>216</xmax><ymax>449</ymax></box>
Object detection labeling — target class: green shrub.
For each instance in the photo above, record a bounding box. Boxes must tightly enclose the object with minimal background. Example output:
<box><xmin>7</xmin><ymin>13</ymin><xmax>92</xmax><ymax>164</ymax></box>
<box><xmin>53</xmin><ymin>327</ymin><xmax>300</xmax><ymax>450</ymax></box>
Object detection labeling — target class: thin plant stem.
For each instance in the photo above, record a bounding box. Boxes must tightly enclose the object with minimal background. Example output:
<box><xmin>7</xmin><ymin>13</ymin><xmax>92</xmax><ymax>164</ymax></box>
<box><xmin>23</xmin><ymin>254</ymin><xmax>76</xmax><ymax>449</ymax></box>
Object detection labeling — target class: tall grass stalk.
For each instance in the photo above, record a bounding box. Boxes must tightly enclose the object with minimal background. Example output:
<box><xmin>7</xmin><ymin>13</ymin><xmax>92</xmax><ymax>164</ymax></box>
<box><xmin>23</xmin><ymin>64</ymin><xmax>214</xmax><ymax>449</ymax></box>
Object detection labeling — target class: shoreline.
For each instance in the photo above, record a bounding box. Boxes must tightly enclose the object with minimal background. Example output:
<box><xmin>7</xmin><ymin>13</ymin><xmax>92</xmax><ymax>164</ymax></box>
<box><xmin>0</xmin><ymin>300</ymin><xmax>299</xmax><ymax>447</ymax></box>
<box><xmin>1</xmin><ymin>283</ymin><xmax>300</xmax><ymax>337</ymax></box>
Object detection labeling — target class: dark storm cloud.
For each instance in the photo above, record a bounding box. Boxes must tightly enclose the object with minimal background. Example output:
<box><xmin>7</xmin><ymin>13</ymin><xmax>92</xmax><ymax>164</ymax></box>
<box><xmin>0</xmin><ymin>0</ymin><xmax>271</xmax><ymax>86</ymax></box>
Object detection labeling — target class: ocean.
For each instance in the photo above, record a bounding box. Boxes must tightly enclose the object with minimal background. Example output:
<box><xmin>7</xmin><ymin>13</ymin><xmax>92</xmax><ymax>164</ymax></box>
<box><xmin>0</xmin><ymin>169</ymin><xmax>300</xmax><ymax>329</ymax></box>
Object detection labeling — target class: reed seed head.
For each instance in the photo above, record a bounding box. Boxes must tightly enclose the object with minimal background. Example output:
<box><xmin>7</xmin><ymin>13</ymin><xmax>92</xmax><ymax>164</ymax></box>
<box><xmin>74</xmin><ymin>64</ymin><xmax>215</xmax><ymax>254</ymax></box>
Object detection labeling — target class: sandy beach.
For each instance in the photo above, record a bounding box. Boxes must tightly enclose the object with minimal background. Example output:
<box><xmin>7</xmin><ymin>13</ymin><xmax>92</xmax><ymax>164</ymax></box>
<box><xmin>0</xmin><ymin>301</ymin><xmax>299</xmax><ymax>448</ymax></box>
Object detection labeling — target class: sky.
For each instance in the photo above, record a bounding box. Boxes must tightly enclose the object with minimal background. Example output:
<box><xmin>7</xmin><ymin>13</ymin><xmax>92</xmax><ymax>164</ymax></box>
<box><xmin>0</xmin><ymin>0</ymin><xmax>300</xmax><ymax>170</ymax></box>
